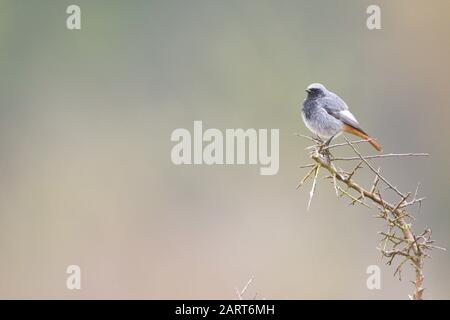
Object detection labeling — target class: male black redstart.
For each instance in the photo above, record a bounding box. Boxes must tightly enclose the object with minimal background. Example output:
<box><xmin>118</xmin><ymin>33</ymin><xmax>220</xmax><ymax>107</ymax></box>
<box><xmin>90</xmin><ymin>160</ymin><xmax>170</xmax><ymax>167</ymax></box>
<box><xmin>301</xmin><ymin>83</ymin><xmax>382</xmax><ymax>151</ymax></box>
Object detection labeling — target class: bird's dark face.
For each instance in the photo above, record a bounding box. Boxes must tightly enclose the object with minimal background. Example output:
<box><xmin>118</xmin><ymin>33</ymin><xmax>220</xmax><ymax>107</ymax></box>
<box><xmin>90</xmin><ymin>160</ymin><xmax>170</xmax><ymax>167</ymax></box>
<box><xmin>305</xmin><ymin>83</ymin><xmax>327</xmax><ymax>99</ymax></box>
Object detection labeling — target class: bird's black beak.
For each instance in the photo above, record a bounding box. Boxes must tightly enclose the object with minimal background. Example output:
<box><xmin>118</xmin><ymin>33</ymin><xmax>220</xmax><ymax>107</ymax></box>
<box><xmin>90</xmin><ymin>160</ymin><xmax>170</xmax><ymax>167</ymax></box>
<box><xmin>306</xmin><ymin>89</ymin><xmax>311</xmax><ymax>93</ymax></box>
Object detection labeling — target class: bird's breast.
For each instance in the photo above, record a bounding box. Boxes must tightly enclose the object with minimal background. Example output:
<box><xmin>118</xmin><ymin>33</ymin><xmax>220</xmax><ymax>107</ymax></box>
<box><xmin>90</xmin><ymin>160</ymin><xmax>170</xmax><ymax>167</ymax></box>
<box><xmin>301</xmin><ymin>98</ymin><xmax>316</xmax><ymax>120</ymax></box>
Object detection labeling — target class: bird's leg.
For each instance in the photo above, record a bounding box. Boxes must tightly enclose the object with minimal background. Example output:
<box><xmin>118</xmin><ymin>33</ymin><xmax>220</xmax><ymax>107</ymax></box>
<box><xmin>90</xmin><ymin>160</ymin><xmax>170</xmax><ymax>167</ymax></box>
<box><xmin>324</xmin><ymin>135</ymin><xmax>335</xmax><ymax>147</ymax></box>
<box><xmin>314</xmin><ymin>134</ymin><xmax>324</xmax><ymax>144</ymax></box>
<box><xmin>318</xmin><ymin>135</ymin><xmax>335</xmax><ymax>159</ymax></box>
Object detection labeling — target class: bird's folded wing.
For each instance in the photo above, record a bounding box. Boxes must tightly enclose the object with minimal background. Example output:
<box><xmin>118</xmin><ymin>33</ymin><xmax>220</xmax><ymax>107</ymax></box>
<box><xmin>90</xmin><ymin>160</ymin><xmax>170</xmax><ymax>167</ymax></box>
<box><xmin>324</xmin><ymin>107</ymin><xmax>367</xmax><ymax>135</ymax></box>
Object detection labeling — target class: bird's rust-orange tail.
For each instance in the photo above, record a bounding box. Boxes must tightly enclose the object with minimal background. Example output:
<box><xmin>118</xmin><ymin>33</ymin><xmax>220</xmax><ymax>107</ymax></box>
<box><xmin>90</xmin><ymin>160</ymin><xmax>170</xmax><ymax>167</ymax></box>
<box><xmin>342</xmin><ymin>124</ymin><xmax>382</xmax><ymax>152</ymax></box>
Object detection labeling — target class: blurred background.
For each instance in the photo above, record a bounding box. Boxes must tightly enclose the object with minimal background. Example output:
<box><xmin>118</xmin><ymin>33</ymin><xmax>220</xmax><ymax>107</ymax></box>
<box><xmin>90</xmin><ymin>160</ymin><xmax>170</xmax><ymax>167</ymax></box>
<box><xmin>0</xmin><ymin>0</ymin><xmax>449</xmax><ymax>299</ymax></box>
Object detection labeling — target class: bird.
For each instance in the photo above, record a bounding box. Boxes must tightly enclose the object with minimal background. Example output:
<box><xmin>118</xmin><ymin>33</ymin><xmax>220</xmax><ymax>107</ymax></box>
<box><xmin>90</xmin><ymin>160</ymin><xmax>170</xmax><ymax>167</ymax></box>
<box><xmin>301</xmin><ymin>83</ymin><xmax>382</xmax><ymax>151</ymax></box>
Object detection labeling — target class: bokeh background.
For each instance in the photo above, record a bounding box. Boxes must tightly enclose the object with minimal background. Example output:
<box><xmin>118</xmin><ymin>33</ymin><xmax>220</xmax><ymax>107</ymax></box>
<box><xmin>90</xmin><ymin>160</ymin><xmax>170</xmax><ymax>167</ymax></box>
<box><xmin>0</xmin><ymin>0</ymin><xmax>449</xmax><ymax>299</ymax></box>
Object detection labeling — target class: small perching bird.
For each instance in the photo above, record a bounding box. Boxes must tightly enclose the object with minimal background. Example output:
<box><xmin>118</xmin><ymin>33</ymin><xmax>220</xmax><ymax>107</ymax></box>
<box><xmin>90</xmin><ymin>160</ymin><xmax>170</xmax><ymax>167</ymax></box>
<box><xmin>301</xmin><ymin>83</ymin><xmax>382</xmax><ymax>151</ymax></box>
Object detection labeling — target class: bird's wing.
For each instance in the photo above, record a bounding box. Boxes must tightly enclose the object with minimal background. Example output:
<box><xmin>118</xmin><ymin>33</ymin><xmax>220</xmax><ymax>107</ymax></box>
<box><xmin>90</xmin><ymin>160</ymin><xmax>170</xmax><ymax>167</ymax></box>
<box><xmin>322</xmin><ymin>97</ymin><xmax>366</xmax><ymax>134</ymax></box>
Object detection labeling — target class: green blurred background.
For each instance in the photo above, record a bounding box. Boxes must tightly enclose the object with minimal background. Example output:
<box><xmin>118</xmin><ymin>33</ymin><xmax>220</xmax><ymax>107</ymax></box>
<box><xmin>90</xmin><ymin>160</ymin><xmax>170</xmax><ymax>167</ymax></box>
<box><xmin>0</xmin><ymin>0</ymin><xmax>449</xmax><ymax>299</ymax></box>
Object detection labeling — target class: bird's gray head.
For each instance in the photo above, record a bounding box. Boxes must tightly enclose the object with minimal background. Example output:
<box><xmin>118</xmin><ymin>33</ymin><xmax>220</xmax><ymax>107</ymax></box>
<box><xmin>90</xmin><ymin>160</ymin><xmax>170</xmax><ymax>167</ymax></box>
<box><xmin>305</xmin><ymin>83</ymin><xmax>327</xmax><ymax>98</ymax></box>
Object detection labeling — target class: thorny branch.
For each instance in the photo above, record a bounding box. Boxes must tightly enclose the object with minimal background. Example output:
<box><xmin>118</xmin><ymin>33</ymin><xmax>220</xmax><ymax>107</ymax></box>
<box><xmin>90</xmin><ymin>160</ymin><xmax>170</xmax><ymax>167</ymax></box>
<box><xmin>296</xmin><ymin>135</ymin><xmax>445</xmax><ymax>300</ymax></box>
<box><xmin>235</xmin><ymin>277</ymin><xmax>260</xmax><ymax>300</ymax></box>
